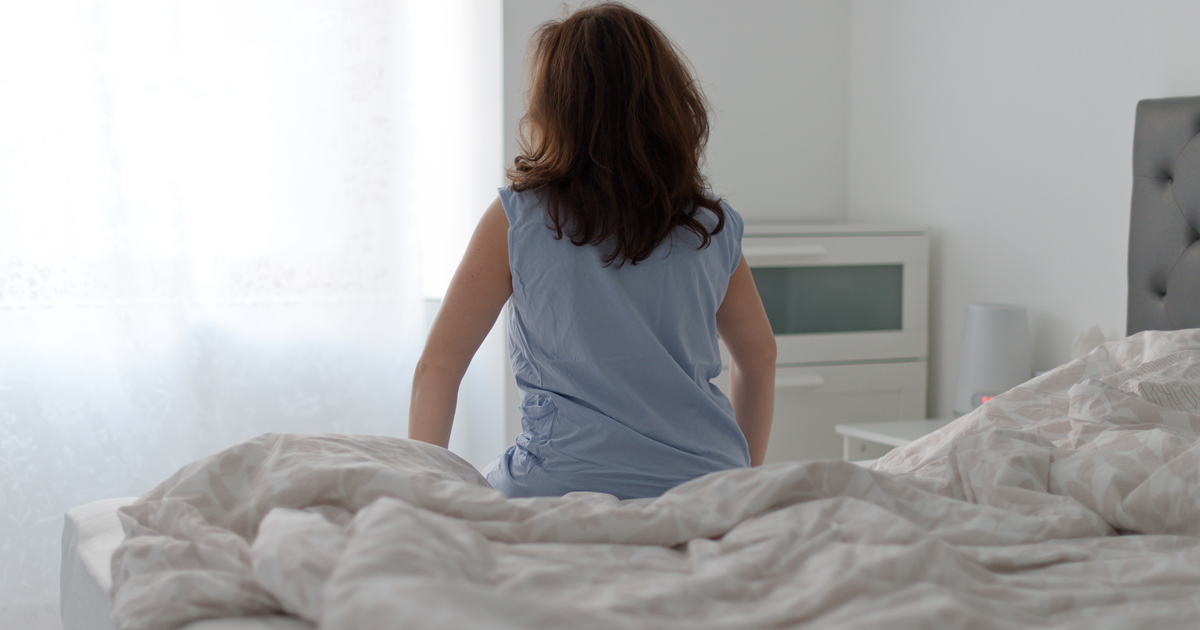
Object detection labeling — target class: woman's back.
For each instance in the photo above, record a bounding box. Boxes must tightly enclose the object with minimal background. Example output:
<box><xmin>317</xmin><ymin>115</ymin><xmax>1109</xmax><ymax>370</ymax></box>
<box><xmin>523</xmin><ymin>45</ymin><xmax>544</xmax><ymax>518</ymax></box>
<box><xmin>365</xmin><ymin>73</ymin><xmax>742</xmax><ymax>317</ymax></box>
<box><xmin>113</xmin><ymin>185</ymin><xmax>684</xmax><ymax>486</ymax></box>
<box><xmin>408</xmin><ymin>2</ymin><xmax>775</xmax><ymax>499</ymax></box>
<box><xmin>483</xmin><ymin>188</ymin><xmax>750</xmax><ymax>499</ymax></box>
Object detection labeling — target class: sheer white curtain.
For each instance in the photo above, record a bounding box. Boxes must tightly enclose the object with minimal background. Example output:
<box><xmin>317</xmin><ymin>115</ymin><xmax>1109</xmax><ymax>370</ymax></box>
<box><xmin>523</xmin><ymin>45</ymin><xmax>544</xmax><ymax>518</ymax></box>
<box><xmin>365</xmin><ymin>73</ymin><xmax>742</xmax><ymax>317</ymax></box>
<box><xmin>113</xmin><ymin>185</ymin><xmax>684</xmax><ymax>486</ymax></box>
<box><xmin>0</xmin><ymin>0</ymin><xmax>502</xmax><ymax>622</ymax></box>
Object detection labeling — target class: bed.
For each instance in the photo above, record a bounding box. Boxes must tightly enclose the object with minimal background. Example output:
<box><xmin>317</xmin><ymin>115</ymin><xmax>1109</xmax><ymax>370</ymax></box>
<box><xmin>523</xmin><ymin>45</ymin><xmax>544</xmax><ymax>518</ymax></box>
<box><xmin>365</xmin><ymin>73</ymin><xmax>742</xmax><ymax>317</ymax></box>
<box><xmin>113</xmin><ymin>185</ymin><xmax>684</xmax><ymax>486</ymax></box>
<box><xmin>62</xmin><ymin>95</ymin><xmax>1200</xmax><ymax>630</ymax></box>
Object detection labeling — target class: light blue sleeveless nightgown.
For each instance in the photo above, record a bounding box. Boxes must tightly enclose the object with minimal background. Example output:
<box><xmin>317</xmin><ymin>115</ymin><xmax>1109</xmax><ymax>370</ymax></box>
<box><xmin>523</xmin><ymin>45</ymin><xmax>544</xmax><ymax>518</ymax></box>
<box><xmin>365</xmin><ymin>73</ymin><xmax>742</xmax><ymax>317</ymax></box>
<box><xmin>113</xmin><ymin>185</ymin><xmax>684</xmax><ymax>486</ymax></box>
<box><xmin>481</xmin><ymin>186</ymin><xmax>750</xmax><ymax>500</ymax></box>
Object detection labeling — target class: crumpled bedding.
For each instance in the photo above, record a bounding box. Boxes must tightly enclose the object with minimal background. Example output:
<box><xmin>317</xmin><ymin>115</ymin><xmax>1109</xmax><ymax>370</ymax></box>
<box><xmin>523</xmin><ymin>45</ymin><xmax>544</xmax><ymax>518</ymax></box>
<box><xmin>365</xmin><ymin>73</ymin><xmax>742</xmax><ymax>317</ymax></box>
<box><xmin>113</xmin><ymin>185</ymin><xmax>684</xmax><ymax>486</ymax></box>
<box><xmin>112</xmin><ymin>329</ymin><xmax>1200</xmax><ymax>630</ymax></box>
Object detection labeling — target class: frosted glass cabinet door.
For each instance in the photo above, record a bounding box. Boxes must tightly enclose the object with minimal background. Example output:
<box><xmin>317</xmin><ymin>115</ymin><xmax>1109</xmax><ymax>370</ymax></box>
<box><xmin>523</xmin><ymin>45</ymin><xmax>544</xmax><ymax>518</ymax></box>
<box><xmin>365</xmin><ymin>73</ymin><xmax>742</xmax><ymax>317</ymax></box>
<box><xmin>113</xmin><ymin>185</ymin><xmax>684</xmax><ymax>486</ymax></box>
<box><xmin>713</xmin><ymin>361</ymin><xmax>926</xmax><ymax>463</ymax></box>
<box><xmin>739</xmin><ymin>231</ymin><xmax>929</xmax><ymax>365</ymax></box>
<box><xmin>752</xmin><ymin>264</ymin><xmax>903</xmax><ymax>335</ymax></box>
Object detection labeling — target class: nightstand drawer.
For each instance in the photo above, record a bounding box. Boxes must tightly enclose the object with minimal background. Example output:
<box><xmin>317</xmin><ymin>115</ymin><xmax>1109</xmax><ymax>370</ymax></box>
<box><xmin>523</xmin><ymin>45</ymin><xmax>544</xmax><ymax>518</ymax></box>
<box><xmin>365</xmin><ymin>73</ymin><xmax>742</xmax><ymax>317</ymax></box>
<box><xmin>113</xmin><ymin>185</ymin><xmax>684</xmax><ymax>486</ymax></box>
<box><xmin>835</xmin><ymin>418</ymin><xmax>954</xmax><ymax>462</ymax></box>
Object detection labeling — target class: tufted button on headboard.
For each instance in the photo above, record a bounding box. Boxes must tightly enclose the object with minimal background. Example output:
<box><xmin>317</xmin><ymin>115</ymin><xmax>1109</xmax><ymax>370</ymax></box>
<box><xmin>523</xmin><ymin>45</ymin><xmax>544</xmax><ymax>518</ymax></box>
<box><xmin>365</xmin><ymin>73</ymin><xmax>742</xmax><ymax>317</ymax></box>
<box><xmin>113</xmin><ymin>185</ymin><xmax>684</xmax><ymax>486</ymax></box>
<box><xmin>1127</xmin><ymin>96</ymin><xmax>1200</xmax><ymax>336</ymax></box>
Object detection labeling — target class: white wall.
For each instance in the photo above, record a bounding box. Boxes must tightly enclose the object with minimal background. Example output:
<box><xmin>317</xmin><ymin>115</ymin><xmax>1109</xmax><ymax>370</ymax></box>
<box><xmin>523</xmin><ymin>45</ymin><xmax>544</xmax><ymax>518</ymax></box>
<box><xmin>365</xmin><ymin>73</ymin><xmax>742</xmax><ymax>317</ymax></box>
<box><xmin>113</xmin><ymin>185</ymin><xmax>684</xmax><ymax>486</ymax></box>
<box><xmin>847</xmin><ymin>0</ymin><xmax>1200</xmax><ymax>417</ymax></box>
<box><xmin>503</xmin><ymin>0</ymin><xmax>850</xmax><ymax>221</ymax></box>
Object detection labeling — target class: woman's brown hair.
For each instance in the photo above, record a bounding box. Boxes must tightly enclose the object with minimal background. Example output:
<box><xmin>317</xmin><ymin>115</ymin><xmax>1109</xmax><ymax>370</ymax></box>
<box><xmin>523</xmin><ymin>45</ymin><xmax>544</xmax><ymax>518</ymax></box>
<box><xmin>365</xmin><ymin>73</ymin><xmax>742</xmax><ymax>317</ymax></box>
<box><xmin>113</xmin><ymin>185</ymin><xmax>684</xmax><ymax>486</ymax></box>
<box><xmin>508</xmin><ymin>1</ymin><xmax>724</xmax><ymax>266</ymax></box>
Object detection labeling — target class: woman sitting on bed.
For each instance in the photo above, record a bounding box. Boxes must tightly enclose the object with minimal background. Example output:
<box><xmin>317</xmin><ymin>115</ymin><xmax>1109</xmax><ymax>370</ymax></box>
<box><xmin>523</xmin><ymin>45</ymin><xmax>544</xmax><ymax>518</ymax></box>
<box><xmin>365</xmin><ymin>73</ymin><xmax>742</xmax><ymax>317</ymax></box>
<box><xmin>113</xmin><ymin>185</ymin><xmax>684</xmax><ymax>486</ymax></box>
<box><xmin>408</xmin><ymin>1</ymin><xmax>777</xmax><ymax>500</ymax></box>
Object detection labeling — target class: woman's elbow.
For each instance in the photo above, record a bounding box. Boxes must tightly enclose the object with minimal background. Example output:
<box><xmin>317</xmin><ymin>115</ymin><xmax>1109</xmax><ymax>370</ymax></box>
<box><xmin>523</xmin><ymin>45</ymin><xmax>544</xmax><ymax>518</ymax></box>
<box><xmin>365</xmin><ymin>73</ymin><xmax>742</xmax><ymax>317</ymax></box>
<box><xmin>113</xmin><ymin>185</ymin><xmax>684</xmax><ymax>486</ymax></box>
<box><xmin>732</xmin><ymin>336</ymin><xmax>776</xmax><ymax>374</ymax></box>
<box><xmin>749</xmin><ymin>334</ymin><xmax>777</xmax><ymax>368</ymax></box>
<box><xmin>763</xmin><ymin>335</ymin><xmax>778</xmax><ymax>365</ymax></box>
<box><xmin>412</xmin><ymin>357</ymin><xmax>457</xmax><ymax>387</ymax></box>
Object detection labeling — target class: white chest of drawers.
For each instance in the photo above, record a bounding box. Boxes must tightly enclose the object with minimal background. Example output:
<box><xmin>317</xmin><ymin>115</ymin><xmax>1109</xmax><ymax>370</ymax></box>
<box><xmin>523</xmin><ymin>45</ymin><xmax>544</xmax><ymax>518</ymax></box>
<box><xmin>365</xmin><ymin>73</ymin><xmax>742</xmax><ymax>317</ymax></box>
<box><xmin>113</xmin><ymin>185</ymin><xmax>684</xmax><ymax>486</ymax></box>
<box><xmin>716</xmin><ymin>223</ymin><xmax>929</xmax><ymax>463</ymax></box>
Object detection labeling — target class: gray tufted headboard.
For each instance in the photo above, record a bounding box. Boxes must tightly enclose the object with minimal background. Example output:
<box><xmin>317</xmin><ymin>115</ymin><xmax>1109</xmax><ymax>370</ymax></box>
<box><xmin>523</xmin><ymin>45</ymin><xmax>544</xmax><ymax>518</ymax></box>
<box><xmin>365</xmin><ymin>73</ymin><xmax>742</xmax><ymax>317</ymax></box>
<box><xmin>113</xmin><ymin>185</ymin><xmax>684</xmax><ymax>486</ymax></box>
<box><xmin>1127</xmin><ymin>96</ymin><xmax>1200</xmax><ymax>336</ymax></box>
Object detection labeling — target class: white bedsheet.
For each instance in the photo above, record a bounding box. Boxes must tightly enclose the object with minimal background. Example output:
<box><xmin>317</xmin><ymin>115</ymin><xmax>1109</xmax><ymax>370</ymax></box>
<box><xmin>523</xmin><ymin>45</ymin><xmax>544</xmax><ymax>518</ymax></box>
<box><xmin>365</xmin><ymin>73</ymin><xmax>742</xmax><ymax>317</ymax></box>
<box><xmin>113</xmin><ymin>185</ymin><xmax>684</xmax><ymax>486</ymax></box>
<box><xmin>62</xmin><ymin>497</ymin><xmax>135</xmax><ymax>630</ymax></box>
<box><xmin>62</xmin><ymin>499</ymin><xmax>312</xmax><ymax>630</ymax></box>
<box><xmin>108</xmin><ymin>329</ymin><xmax>1200</xmax><ymax>630</ymax></box>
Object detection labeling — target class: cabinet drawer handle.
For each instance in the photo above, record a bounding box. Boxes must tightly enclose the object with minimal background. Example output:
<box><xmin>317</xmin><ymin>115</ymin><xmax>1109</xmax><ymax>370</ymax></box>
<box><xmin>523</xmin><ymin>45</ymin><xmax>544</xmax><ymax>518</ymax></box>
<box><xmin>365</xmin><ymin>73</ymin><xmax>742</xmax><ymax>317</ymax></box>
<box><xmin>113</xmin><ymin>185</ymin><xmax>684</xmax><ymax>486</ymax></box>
<box><xmin>746</xmin><ymin>245</ymin><xmax>827</xmax><ymax>258</ymax></box>
<box><xmin>775</xmin><ymin>374</ymin><xmax>825</xmax><ymax>388</ymax></box>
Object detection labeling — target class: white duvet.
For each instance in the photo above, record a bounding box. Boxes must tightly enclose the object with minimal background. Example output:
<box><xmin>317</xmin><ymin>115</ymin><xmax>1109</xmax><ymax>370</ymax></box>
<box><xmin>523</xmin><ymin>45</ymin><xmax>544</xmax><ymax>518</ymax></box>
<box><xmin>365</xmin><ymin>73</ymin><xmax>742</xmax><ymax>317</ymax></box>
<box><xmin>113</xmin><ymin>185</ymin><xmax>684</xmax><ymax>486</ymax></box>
<box><xmin>112</xmin><ymin>329</ymin><xmax>1200</xmax><ymax>630</ymax></box>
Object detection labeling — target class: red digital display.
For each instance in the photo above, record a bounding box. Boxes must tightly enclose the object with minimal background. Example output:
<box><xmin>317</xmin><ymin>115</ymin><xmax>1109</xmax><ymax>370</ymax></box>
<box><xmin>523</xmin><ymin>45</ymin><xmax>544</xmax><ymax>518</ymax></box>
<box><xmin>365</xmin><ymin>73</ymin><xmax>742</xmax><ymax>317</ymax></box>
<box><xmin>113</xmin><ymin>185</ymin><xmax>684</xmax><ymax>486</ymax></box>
<box><xmin>980</xmin><ymin>395</ymin><xmax>993</xmax><ymax>404</ymax></box>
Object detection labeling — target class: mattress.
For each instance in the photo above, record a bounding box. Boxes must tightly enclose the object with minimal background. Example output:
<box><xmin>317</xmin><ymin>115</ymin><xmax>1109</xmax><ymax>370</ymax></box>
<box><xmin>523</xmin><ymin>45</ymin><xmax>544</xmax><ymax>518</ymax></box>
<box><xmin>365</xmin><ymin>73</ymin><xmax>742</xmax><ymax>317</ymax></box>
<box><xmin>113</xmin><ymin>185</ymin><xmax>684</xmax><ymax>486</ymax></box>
<box><xmin>61</xmin><ymin>498</ymin><xmax>313</xmax><ymax>630</ymax></box>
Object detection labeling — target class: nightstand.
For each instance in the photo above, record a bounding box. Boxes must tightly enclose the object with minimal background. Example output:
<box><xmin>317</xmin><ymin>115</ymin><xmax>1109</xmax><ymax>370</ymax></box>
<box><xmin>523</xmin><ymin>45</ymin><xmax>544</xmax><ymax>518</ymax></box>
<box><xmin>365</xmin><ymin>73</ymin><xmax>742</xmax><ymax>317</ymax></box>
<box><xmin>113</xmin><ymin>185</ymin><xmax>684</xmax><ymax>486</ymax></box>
<box><xmin>833</xmin><ymin>418</ymin><xmax>954</xmax><ymax>461</ymax></box>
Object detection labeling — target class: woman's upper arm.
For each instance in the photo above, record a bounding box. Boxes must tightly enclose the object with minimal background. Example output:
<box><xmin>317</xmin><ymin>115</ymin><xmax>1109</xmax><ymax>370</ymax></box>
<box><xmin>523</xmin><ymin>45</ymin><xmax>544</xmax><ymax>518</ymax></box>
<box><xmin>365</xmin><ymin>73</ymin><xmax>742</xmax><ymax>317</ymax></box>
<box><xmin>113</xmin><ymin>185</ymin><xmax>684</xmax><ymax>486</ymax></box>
<box><xmin>715</xmin><ymin>255</ymin><xmax>776</xmax><ymax>366</ymax></box>
<box><xmin>419</xmin><ymin>196</ymin><xmax>512</xmax><ymax>372</ymax></box>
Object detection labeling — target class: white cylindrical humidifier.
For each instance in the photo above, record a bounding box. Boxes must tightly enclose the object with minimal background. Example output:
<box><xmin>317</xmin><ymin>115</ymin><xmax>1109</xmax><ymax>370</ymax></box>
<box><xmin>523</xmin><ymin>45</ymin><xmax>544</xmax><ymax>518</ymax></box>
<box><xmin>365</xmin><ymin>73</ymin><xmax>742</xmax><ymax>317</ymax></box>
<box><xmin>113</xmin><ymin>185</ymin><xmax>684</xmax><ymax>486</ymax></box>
<box><xmin>953</xmin><ymin>303</ymin><xmax>1031</xmax><ymax>416</ymax></box>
